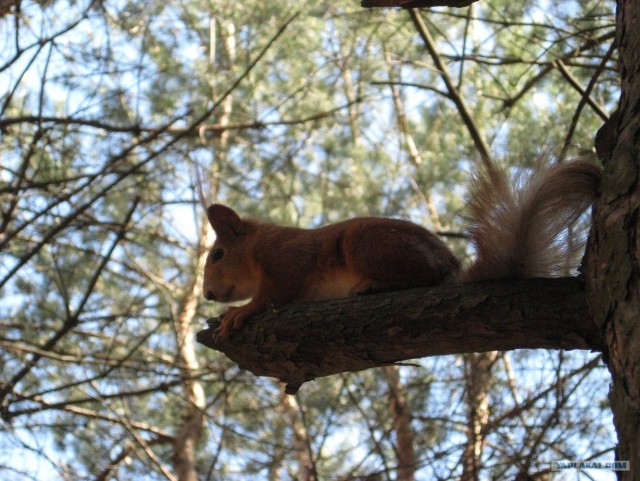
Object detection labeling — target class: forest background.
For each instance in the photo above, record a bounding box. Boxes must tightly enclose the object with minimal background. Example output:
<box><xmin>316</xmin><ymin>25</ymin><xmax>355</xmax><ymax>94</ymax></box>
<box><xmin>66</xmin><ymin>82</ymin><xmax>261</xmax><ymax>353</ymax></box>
<box><xmin>0</xmin><ymin>0</ymin><xmax>618</xmax><ymax>480</ymax></box>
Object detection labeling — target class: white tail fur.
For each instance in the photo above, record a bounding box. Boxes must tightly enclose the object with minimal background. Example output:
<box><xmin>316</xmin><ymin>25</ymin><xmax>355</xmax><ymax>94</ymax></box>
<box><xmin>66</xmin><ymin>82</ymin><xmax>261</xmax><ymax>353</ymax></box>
<box><xmin>461</xmin><ymin>159</ymin><xmax>601</xmax><ymax>282</ymax></box>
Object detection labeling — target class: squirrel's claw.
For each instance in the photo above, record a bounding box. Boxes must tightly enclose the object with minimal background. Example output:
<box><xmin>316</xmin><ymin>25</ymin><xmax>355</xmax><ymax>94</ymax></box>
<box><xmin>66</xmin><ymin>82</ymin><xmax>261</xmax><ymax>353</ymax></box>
<box><xmin>213</xmin><ymin>305</ymin><xmax>251</xmax><ymax>342</ymax></box>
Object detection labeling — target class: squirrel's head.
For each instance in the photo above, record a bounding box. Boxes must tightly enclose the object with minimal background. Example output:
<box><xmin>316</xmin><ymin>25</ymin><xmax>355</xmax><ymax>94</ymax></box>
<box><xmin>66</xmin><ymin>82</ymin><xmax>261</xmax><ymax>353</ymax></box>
<box><xmin>203</xmin><ymin>204</ymin><xmax>258</xmax><ymax>303</ymax></box>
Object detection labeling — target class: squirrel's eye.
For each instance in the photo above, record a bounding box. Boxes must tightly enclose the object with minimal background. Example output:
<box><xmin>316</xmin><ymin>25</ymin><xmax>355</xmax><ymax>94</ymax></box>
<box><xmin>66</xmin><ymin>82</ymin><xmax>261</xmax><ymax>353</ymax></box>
<box><xmin>211</xmin><ymin>248</ymin><xmax>224</xmax><ymax>261</ymax></box>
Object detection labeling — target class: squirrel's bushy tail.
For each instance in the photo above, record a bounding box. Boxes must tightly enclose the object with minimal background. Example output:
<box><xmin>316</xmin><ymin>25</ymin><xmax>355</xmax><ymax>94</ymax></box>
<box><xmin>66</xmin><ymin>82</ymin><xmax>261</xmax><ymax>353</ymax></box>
<box><xmin>461</xmin><ymin>159</ymin><xmax>601</xmax><ymax>283</ymax></box>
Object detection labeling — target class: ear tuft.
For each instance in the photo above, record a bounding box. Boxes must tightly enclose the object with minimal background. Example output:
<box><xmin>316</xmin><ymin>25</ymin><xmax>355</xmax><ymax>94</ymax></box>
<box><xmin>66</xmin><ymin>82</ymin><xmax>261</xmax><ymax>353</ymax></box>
<box><xmin>207</xmin><ymin>204</ymin><xmax>244</xmax><ymax>238</ymax></box>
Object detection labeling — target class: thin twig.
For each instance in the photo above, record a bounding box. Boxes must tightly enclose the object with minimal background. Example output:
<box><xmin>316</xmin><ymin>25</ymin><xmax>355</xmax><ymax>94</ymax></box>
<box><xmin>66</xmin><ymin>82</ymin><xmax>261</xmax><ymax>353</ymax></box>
<box><xmin>408</xmin><ymin>9</ymin><xmax>493</xmax><ymax>167</ymax></box>
<box><xmin>0</xmin><ymin>197</ymin><xmax>140</xmax><ymax>404</ymax></box>
<box><xmin>555</xmin><ymin>60</ymin><xmax>609</xmax><ymax>122</ymax></box>
<box><xmin>558</xmin><ymin>40</ymin><xmax>615</xmax><ymax>161</ymax></box>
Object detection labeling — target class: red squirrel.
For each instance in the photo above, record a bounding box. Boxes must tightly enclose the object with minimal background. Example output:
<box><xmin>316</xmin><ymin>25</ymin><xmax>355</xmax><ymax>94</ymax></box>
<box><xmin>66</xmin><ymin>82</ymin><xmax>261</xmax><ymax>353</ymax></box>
<box><xmin>201</xmin><ymin>160</ymin><xmax>601</xmax><ymax>341</ymax></box>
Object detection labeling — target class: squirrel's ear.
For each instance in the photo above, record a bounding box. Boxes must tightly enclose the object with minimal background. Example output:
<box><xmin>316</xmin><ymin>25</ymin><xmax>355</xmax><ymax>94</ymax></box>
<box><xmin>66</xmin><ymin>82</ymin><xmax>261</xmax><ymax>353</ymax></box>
<box><xmin>207</xmin><ymin>204</ymin><xmax>244</xmax><ymax>238</ymax></box>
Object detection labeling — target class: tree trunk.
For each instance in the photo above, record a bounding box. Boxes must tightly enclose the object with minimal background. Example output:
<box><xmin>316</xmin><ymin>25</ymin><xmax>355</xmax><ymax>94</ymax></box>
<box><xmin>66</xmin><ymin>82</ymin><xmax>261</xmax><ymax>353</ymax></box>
<box><xmin>172</xmin><ymin>224</ymin><xmax>209</xmax><ymax>481</ymax></box>
<box><xmin>172</xmin><ymin>13</ymin><xmax>237</xmax><ymax>481</ymax></box>
<box><xmin>460</xmin><ymin>352</ymin><xmax>498</xmax><ymax>481</ymax></box>
<box><xmin>587</xmin><ymin>0</ymin><xmax>640</xmax><ymax>479</ymax></box>
<box><xmin>383</xmin><ymin>366</ymin><xmax>416</xmax><ymax>481</ymax></box>
<box><xmin>281</xmin><ymin>391</ymin><xmax>318</xmax><ymax>481</ymax></box>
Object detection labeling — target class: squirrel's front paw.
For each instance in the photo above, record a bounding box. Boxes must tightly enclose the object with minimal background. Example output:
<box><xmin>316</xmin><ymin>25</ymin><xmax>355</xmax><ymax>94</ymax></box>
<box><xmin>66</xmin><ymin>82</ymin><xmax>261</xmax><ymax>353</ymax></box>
<box><xmin>214</xmin><ymin>306</ymin><xmax>250</xmax><ymax>342</ymax></box>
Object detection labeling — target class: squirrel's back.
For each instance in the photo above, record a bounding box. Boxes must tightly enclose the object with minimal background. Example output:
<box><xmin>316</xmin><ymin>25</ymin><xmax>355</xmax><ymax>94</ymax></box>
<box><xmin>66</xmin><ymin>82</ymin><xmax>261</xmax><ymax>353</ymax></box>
<box><xmin>461</xmin><ymin>159</ymin><xmax>601</xmax><ymax>283</ymax></box>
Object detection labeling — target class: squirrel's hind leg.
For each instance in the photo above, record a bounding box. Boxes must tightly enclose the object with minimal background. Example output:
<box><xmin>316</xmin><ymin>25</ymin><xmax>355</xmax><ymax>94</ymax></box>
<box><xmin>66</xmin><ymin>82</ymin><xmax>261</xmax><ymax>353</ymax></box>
<box><xmin>343</xmin><ymin>221</ymin><xmax>460</xmax><ymax>292</ymax></box>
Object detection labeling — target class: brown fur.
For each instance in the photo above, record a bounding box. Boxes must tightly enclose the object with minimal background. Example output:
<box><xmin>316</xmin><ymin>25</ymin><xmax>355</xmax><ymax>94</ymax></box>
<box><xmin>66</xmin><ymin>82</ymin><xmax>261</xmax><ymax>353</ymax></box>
<box><xmin>203</xmin><ymin>160</ymin><xmax>601</xmax><ymax>340</ymax></box>
<box><xmin>204</xmin><ymin>207</ymin><xmax>460</xmax><ymax>339</ymax></box>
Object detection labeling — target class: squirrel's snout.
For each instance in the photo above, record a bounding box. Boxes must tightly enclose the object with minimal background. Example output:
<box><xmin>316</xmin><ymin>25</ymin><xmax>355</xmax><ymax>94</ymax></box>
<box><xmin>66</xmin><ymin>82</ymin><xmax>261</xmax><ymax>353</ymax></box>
<box><xmin>204</xmin><ymin>290</ymin><xmax>216</xmax><ymax>301</ymax></box>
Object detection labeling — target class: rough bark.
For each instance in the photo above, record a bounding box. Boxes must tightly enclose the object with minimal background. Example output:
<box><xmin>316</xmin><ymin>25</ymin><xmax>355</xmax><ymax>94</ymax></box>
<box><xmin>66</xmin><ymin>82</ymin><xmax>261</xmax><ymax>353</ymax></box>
<box><xmin>197</xmin><ymin>277</ymin><xmax>601</xmax><ymax>394</ymax></box>
<box><xmin>586</xmin><ymin>0</ymin><xmax>640</xmax><ymax>478</ymax></box>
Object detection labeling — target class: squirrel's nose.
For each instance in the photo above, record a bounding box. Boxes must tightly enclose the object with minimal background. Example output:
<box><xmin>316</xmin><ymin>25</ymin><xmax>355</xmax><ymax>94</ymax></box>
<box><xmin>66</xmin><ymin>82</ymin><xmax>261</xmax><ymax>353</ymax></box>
<box><xmin>204</xmin><ymin>290</ymin><xmax>216</xmax><ymax>301</ymax></box>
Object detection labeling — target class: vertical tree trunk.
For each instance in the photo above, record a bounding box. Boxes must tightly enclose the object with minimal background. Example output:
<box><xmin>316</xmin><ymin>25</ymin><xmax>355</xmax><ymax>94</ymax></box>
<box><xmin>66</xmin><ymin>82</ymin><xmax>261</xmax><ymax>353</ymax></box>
<box><xmin>587</xmin><ymin>1</ymin><xmax>640</xmax><ymax>479</ymax></box>
<box><xmin>172</xmin><ymin>14</ymin><xmax>237</xmax><ymax>481</ymax></box>
<box><xmin>383</xmin><ymin>48</ymin><xmax>444</xmax><ymax>231</ymax></box>
<box><xmin>460</xmin><ymin>352</ymin><xmax>498</xmax><ymax>481</ymax></box>
<box><xmin>172</xmin><ymin>232</ymin><xmax>209</xmax><ymax>481</ymax></box>
<box><xmin>281</xmin><ymin>391</ymin><xmax>318</xmax><ymax>481</ymax></box>
<box><xmin>383</xmin><ymin>366</ymin><xmax>416</xmax><ymax>481</ymax></box>
<box><xmin>338</xmin><ymin>44</ymin><xmax>361</xmax><ymax>145</ymax></box>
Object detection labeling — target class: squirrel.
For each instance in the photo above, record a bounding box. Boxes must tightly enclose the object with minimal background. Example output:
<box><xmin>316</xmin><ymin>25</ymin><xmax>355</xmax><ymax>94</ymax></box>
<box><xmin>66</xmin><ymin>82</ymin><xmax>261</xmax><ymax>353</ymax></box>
<box><xmin>201</xmin><ymin>160</ymin><xmax>601</xmax><ymax>341</ymax></box>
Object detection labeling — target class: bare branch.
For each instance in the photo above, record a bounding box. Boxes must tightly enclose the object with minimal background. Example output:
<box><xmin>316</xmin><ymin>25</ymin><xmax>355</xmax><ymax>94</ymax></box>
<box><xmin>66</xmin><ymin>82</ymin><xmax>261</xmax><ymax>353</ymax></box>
<box><xmin>558</xmin><ymin>40</ymin><xmax>616</xmax><ymax>160</ymax></box>
<box><xmin>555</xmin><ymin>60</ymin><xmax>609</xmax><ymax>122</ymax></box>
<box><xmin>408</xmin><ymin>9</ymin><xmax>493</xmax><ymax>166</ymax></box>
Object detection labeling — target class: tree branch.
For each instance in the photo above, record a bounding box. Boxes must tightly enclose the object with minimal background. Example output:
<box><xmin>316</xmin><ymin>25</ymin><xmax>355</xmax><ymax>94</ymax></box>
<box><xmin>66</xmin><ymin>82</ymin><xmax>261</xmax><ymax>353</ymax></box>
<box><xmin>408</xmin><ymin>9</ymin><xmax>493</xmax><ymax>167</ymax></box>
<box><xmin>197</xmin><ymin>277</ymin><xmax>601</xmax><ymax>394</ymax></box>
<box><xmin>362</xmin><ymin>0</ymin><xmax>476</xmax><ymax>8</ymax></box>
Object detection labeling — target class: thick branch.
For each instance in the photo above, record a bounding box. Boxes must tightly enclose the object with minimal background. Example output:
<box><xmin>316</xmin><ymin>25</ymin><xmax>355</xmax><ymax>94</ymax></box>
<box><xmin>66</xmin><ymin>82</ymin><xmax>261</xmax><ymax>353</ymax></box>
<box><xmin>362</xmin><ymin>0</ymin><xmax>476</xmax><ymax>7</ymax></box>
<box><xmin>197</xmin><ymin>277</ymin><xmax>601</xmax><ymax>394</ymax></box>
